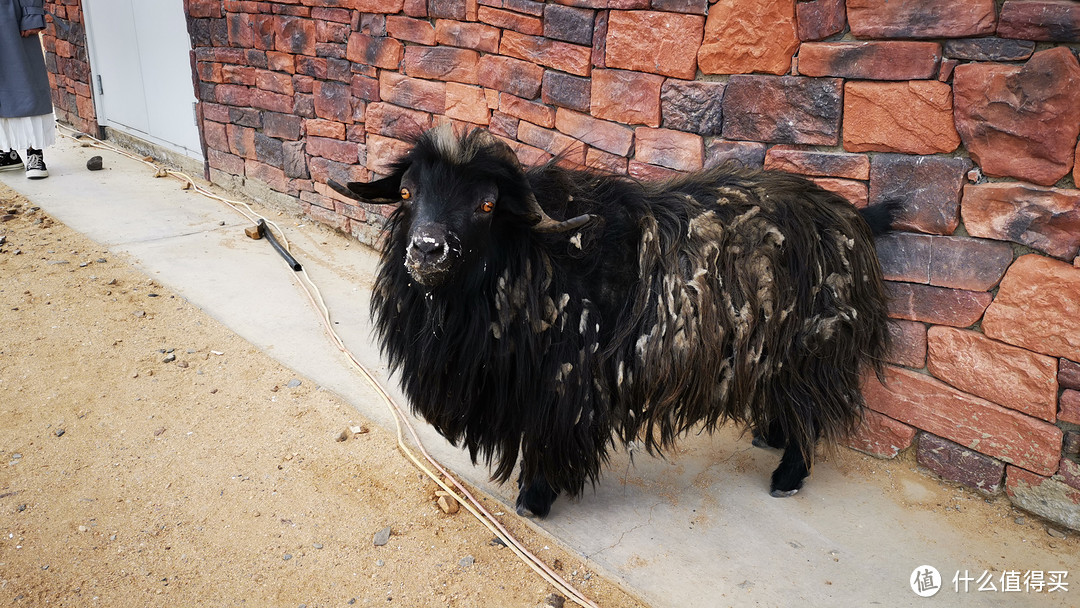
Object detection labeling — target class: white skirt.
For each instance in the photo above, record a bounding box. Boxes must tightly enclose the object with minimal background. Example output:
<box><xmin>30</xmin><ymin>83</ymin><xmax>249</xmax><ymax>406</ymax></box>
<box><xmin>0</xmin><ymin>113</ymin><xmax>57</xmax><ymax>151</ymax></box>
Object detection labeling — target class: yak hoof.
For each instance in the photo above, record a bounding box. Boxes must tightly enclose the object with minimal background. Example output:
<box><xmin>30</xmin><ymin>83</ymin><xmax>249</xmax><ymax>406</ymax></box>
<box><xmin>752</xmin><ymin>435</ymin><xmax>775</xmax><ymax>450</ymax></box>
<box><xmin>516</xmin><ymin>477</ymin><xmax>558</xmax><ymax>518</ymax></box>
<box><xmin>769</xmin><ymin>488</ymin><xmax>799</xmax><ymax>498</ymax></box>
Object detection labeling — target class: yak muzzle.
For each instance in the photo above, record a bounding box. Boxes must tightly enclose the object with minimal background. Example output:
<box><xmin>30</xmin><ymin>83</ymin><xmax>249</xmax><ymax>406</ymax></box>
<box><xmin>405</xmin><ymin>226</ymin><xmax>458</xmax><ymax>287</ymax></box>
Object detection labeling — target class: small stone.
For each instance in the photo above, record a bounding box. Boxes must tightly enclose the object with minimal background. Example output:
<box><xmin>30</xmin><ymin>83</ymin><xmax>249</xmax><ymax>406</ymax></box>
<box><xmin>176</xmin><ymin>360</ymin><xmax>188</xmax><ymax>368</ymax></box>
<box><xmin>283</xmin><ymin>553</ymin><xmax>293</xmax><ymax>561</ymax></box>
<box><xmin>1015</xmin><ymin>516</ymin><xmax>1027</xmax><ymax>525</ymax></box>
<box><xmin>154</xmin><ymin>427</ymin><xmax>166</xmax><ymax>437</ymax></box>
<box><xmin>313</xmin><ymin>543</ymin><xmax>323</xmax><ymax>549</ymax></box>
<box><xmin>86</xmin><ymin>156</ymin><xmax>103</xmax><ymax>171</ymax></box>
<box><xmin>1047</xmin><ymin>527</ymin><xmax>1068</xmax><ymax>539</ymax></box>
<box><xmin>17</xmin><ymin>504</ymin><xmax>26</xmax><ymax>512</ymax></box>
<box><xmin>437</xmin><ymin>494</ymin><xmax>460</xmax><ymax>514</ymax></box>
<box><xmin>134</xmin><ymin>310</ymin><xmax>145</xmax><ymax>318</ymax></box>
<box><xmin>287</xmin><ymin>379</ymin><xmax>301</xmax><ymax>388</ymax></box>
<box><xmin>490</xmin><ymin>536</ymin><xmax>507</xmax><ymax>547</ymax></box>
<box><xmin>375</xmin><ymin>560</ymin><xmax>384</xmax><ymax>567</ymax></box>
<box><xmin>55</xmin><ymin>429</ymin><xmax>65</xmax><ymax>437</ymax></box>
<box><xmin>459</xmin><ymin>555</ymin><xmax>475</xmax><ymax>567</ymax></box>
<box><xmin>543</xmin><ymin>593</ymin><xmax>566</xmax><ymax>608</ymax></box>
<box><xmin>349</xmin><ymin>425</ymin><xmax>368</xmax><ymax>435</ymax></box>
<box><xmin>78</xmin><ymin>525</ymin><xmax>88</xmax><ymax>532</ymax></box>
<box><xmin>373</xmin><ymin>526</ymin><xmax>391</xmax><ymax>546</ymax></box>
<box><xmin>163</xmin><ymin>353</ymin><xmax>176</xmax><ymax>363</ymax></box>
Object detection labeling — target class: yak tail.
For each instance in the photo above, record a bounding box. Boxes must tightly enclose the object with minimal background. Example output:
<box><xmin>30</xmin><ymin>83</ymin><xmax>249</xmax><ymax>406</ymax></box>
<box><xmin>858</xmin><ymin>200</ymin><xmax>902</xmax><ymax>237</ymax></box>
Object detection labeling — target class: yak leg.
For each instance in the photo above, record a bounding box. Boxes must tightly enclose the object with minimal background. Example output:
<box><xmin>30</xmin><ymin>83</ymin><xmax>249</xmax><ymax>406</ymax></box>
<box><xmin>516</xmin><ymin>470</ymin><xmax>558</xmax><ymax>518</ymax></box>
<box><xmin>769</xmin><ymin>411</ymin><xmax>819</xmax><ymax>498</ymax></box>
<box><xmin>751</xmin><ymin>418</ymin><xmax>785</xmax><ymax>450</ymax></box>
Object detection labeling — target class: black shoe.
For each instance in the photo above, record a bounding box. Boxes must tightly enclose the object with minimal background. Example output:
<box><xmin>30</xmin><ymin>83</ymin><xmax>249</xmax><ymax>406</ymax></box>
<box><xmin>0</xmin><ymin>149</ymin><xmax>22</xmax><ymax>172</ymax></box>
<box><xmin>25</xmin><ymin>148</ymin><xmax>48</xmax><ymax>179</ymax></box>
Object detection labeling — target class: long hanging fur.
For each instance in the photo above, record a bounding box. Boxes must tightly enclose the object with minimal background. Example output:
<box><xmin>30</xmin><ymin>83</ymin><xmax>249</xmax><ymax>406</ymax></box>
<box><xmin>367</xmin><ymin>129</ymin><xmax>891</xmax><ymax>503</ymax></box>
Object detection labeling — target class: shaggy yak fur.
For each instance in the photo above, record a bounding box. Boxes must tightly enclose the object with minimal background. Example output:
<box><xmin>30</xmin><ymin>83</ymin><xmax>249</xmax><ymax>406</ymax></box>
<box><xmin>330</xmin><ymin>126</ymin><xmax>892</xmax><ymax>518</ymax></box>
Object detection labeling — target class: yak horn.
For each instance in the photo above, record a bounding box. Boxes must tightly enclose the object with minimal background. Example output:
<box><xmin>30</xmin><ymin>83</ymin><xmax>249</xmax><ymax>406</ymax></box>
<box><xmin>523</xmin><ymin>194</ymin><xmax>596</xmax><ymax>233</ymax></box>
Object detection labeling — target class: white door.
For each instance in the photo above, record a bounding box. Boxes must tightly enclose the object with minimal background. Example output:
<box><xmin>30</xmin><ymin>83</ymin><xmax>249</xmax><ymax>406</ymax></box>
<box><xmin>83</xmin><ymin>0</ymin><xmax>202</xmax><ymax>159</ymax></box>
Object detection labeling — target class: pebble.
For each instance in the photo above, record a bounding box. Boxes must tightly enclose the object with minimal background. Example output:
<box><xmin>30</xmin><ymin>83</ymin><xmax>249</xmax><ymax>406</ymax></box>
<box><xmin>133</xmin><ymin>310</ymin><xmax>145</xmax><ymax>318</ymax></box>
<box><xmin>163</xmin><ymin>354</ymin><xmax>176</xmax><ymax>363</ymax></box>
<box><xmin>55</xmin><ymin>429</ymin><xmax>65</xmax><ymax>437</ymax></box>
<box><xmin>489</xmin><ymin>536</ymin><xmax>506</xmax><ymax>548</ymax></box>
<box><xmin>283</xmin><ymin>553</ymin><xmax>293</xmax><ymax>561</ymax></box>
<box><xmin>287</xmin><ymin>379</ymin><xmax>301</xmax><ymax>388</ymax></box>
<box><xmin>459</xmin><ymin>555</ymin><xmax>474</xmax><ymax>568</ymax></box>
<box><xmin>1015</xmin><ymin>517</ymin><xmax>1026</xmax><ymax>525</ymax></box>
<box><xmin>176</xmin><ymin>360</ymin><xmax>189</xmax><ymax>368</ymax></box>
<box><xmin>1047</xmin><ymin>527</ymin><xmax>1067</xmax><ymax>539</ymax></box>
<box><xmin>96</xmin><ymin>258</ymin><xmax>107</xmax><ymax>264</ymax></box>
<box><xmin>543</xmin><ymin>594</ymin><xmax>565</xmax><ymax>608</ymax></box>
<box><xmin>375</xmin><ymin>560</ymin><xmax>385</xmax><ymax>567</ymax></box>
<box><xmin>86</xmin><ymin>156</ymin><xmax>103</xmax><ymax>171</ymax></box>
<box><xmin>313</xmin><ymin>543</ymin><xmax>323</xmax><ymax>549</ymax></box>
<box><xmin>373</xmin><ymin>526</ymin><xmax>391</xmax><ymax>547</ymax></box>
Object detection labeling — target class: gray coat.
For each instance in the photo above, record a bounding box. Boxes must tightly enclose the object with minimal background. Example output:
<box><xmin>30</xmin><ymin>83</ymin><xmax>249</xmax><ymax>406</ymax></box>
<box><xmin>1</xmin><ymin>0</ymin><xmax>52</xmax><ymax>118</ymax></box>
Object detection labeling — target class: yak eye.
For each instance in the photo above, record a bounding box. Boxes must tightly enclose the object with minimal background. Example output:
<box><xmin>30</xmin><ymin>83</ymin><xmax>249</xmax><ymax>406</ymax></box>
<box><xmin>400</xmin><ymin>188</ymin><xmax>412</xmax><ymax>200</ymax></box>
<box><xmin>479</xmin><ymin>201</ymin><xmax>495</xmax><ymax>214</ymax></box>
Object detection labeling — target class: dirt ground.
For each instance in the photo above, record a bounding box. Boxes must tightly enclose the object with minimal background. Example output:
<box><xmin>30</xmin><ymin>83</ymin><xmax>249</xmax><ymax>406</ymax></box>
<box><xmin>0</xmin><ymin>183</ymin><xmax>648</xmax><ymax>607</ymax></box>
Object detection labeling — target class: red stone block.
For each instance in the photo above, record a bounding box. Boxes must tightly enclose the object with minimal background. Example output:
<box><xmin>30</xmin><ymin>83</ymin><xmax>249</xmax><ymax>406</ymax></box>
<box><xmin>188</xmin><ymin>0</ymin><xmax>224</xmax><ymax>18</ymax></box>
<box><xmin>586</xmin><ymin>147</ymin><xmax>628</xmax><ymax>173</ymax></box>
<box><xmin>1060</xmin><ymin>457</ymin><xmax>1080</xmax><ymax>491</ymax></box>
<box><xmin>698</xmin><ymin>0</ymin><xmax>798</xmax><ymax>75</ymax></box>
<box><xmin>208</xmin><ymin>148</ymin><xmax>245</xmax><ymax>176</ymax></box>
<box><xmin>1005</xmin><ymin>466</ymin><xmax>1080</xmax><ymax>530</ymax></box>
<box><xmin>1061</xmin><ymin>359</ymin><xmax>1080</xmax><ymax>391</ymax></box>
<box><xmin>541</xmin><ymin>71</ymin><xmax>590</xmax><ymax>113</ymax></box>
<box><xmin>628</xmin><ymin>160</ymin><xmax>684</xmax><ymax>181</ymax></box>
<box><xmin>798</xmin><ymin>42</ymin><xmax>941</xmax><ymax>80</ymax></box>
<box><xmin>961</xmin><ymin>183</ymin><xmax>1080</xmax><ymax>261</ymax></box>
<box><xmin>928</xmin><ymin>235</ymin><xmax>1014</xmax><ymax>292</ymax></box>
<box><xmin>307</xmin><ymin>136</ymin><xmax>359</xmax><ymax>164</ymax></box>
<box><xmin>927</xmin><ymin>326</ymin><xmax>1059</xmax><ymax>422</ymax></box>
<box><xmin>499</xmin><ymin>94</ymin><xmax>556</xmax><ymax>129</ymax></box>
<box><xmin>982</xmin><ymin>254</ymin><xmax>1080</xmax><ymax>361</ymax></box>
<box><xmin>875</xmin><ymin>232</ymin><xmax>932</xmax><ymax>284</ymax></box>
<box><xmin>274</xmin><ymin>16</ymin><xmax>316</xmax><ymax>56</ymax></box>
<box><xmin>293</xmin><ymin>74</ymin><xmax>315</xmax><ymax>95</ymax></box>
<box><xmin>488</xmin><ymin>111</ymin><xmax>519</xmax><ymax>139</ymax></box>
<box><xmin>868</xmin><ymin>153</ymin><xmax>968</xmax><ymax>236</ymax></box>
<box><xmin>917</xmin><ymin>432</ymin><xmax>1005</xmax><ymax>495</ymax></box>
<box><xmin>355</xmin><ymin>0</ymin><xmax>405</xmax><ymax>11</ymax></box>
<box><xmin>365</xmin><ymin>134</ymin><xmax>415</xmax><ymax>175</ymax></box>
<box><xmin>505</xmin><ymin>138</ymin><xmax>553</xmax><ymax>167</ymax></box>
<box><xmin>722</xmin><ymin>76</ymin><xmax>842</xmax><ymax>146</ymax></box>
<box><xmin>500</xmin><ymin>31</ymin><xmax>592</xmax><ymax>77</ymax></box>
<box><xmin>937</xmin><ymin>58</ymin><xmax>957</xmax><ymax>82</ymax></box>
<box><xmin>505</xmin><ymin>0</ymin><xmax>545</xmax><ymax>17</ymax></box>
<box><xmin>634</xmin><ymin>128</ymin><xmax>703</xmax><ymax>172</ymax></box>
<box><xmin>312</xmin><ymin>7</ymin><xmax>353</xmax><ymax>23</ymax></box>
<box><xmin>444</xmin><ymin>83</ymin><xmax>490</xmax><ymax>125</ymax></box>
<box><xmin>404</xmin><ymin>46</ymin><xmax>480</xmax><ymax>84</ymax></box>
<box><xmin>517</xmin><ymin>121</ymin><xmax>585</xmax><ymax>163</ymax></box>
<box><xmin>847</xmin><ymin>0</ymin><xmax>996</xmax><ymax>39</ymax></box>
<box><xmin>434</xmin><ymin>20</ymin><xmax>501</xmax><ymax>53</ymax></box>
<box><xmin>886</xmin><ymin>319</ymin><xmax>928</xmax><ymax>369</ymax></box>
<box><xmin>704</xmin><ymin>140</ymin><xmax>767</xmax><ymax>169</ymax></box>
<box><xmin>843</xmin><ymin>81</ymin><xmax>960</xmax><ymax>154</ymax></box>
<box><xmin>346</xmin><ymin>33</ymin><xmax>404</xmax><ymax>70</ymax></box>
<box><xmin>215</xmin><ymin>84</ymin><xmax>252</xmax><ymax>107</ymax></box>
<box><xmin>266</xmin><ymin>52</ymin><xmax>295</xmax><ymax>74</ymax></box>
<box><xmin>998</xmin><ymin>0</ymin><xmax>1080</xmax><ymax>42</ymax></box>
<box><xmin>1065</xmin><ymin>434</ymin><xmax>1080</xmax><ymax>457</ymax></box>
<box><xmin>313</xmin><ymin>80</ymin><xmax>351</xmax><ymax>123</ymax></box>
<box><xmin>863</xmin><ymin>366</ymin><xmax>1062</xmax><ymax>475</ymax></box>
<box><xmin>591</xmin><ymin>69</ymin><xmax>663</xmax><ymax>127</ymax></box>
<box><xmin>202</xmin><ymin>102</ymin><xmax>230</xmax><ymax>124</ymax></box>
<box><xmin>554</xmin><ymin>108</ymin><xmax>634</xmax><ymax>157</ymax></box>
<box><xmin>1061</xmin><ymin>390</ymin><xmax>1080</xmax><ymax>425</ymax></box>
<box><xmin>305</xmin><ymin>119</ymin><xmax>346</xmax><ymax>140</ymax></box>
<box><xmin>765</xmin><ymin>146</ymin><xmax>869</xmax><ymax>180</ymax></box>
<box><xmin>379</xmin><ymin>71</ymin><xmax>445</xmax><ymax>114</ymax></box>
<box><xmin>226</xmin><ymin>123</ymin><xmax>256</xmax><ymax>159</ymax></box>
<box><xmin>263</xmin><ymin>112</ymin><xmax>303</xmax><ymax>140</ymax></box>
<box><xmin>365</xmin><ymin>102</ymin><xmax>432</xmax><ymax>140</ymax></box>
<box><xmin>884</xmin><ymin>281</ymin><xmax>992</xmax><ymax>327</ymax></box>
<box><xmin>955</xmin><ymin>48</ymin><xmax>1080</xmax><ymax>187</ymax></box>
<box><xmin>808</xmin><ymin>178</ymin><xmax>867</xmax><ymax>207</ymax></box>
<box><xmin>543</xmin><ymin>4</ymin><xmax>595</xmax><ymax>45</ymax></box>
<box><xmin>316</xmin><ymin>20</ymin><xmax>350</xmax><ymax>45</ymax></box>
<box><xmin>428</xmin><ymin>0</ymin><xmax>466</xmax><ymax>19</ymax></box>
<box><xmin>478</xmin><ymin>6</ymin><xmax>543</xmax><ymax>35</ymax></box>
<box><xmin>605</xmin><ymin>10</ymin><xmax>704</xmax><ymax>80</ymax></box>
<box><xmin>386</xmin><ymin>16</ymin><xmax>436</xmax><ymax>45</ymax></box>
<box><xmin>255</xmin><ymin>69</ymin><xmax>294</xmax><ymax>95</ymax></box>
<box><xmin>477</xmin><ymin>55</ymin><xmax>543</xmax><ymax>99</ymax></box>
<box><xmin>351</xmin><ymin>75</ymin><xmax>380</xmax><ymax>103</ymax></box>
<box><xmin>844</xmin><ymin>410</ymin><xmax>917</xmax><ymax>459</ymax></box>
<box><xmin>203</xmin><ymin>120</ymin><xmax>229</xmax><ymax>152</ymax></box>
<box><xmin>797</xmin><ymin>0</ymin><xmax>847</xmax><ymax>41</ymax></box>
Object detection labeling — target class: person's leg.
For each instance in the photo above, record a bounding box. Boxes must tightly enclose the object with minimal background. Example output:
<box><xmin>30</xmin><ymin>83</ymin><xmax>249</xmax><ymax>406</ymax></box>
<box><xmin>25</xmin><ymin>147</ymin><xmax>48</xmax><ymax>179</ymax></box>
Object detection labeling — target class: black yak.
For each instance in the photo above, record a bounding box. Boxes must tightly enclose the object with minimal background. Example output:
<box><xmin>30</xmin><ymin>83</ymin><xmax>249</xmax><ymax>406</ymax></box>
<box><xmin>329</xmin><ymin>126</ymin><xmax>892</xmax><ymax>518</ymax></box>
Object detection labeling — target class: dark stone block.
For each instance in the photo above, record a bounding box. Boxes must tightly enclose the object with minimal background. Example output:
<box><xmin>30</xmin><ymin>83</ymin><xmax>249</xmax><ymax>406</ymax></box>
<box><xmin>917</xmin><ymin>432</ymin><xmax>1005</xmax><ymax>495</ymax></box>
<box><xmin>875</xmin><ymin>232</ymin><xmax>931</xmax><ymax>284</ymax></box>
<box><xmin>428</xmin><ymin>0</ymin><xmax>466</xmax><ymax>20</ymax></box>
<box><xmin>651</xmin><ymin>0</ymin><xmax>708</xmax><ymax>16</ymax></box>
<box><xmin>544</xmin><ymin>4</ymin><xmax>594</xmax><ymax>45</ymax></box>
<box><xmin>262</xmin><ymin>112</ymin><xmax>303</xmax><ymax>141</ymax></box>
<box><xmin>943</xmin><ymin>37</ymin><xmax>1036</xmax><ymax>61</ymax></box>
<box><xmin>1061</xmin><ymin>359</ymin><xmax>1080</xmax><ymax>391</ymax></box>
<box><xmin>721</xmin><ymin>75</ymin><xmax>842</xmax><ymax>145</ymax></box>
<box><xmin>229</xmin><ymin>108</ymin><xmax>262</xmax><ymax>128</ymax></box>
<box><xmin>661</xmin><ymin>80</ymin><xmax>724</xmax><ymax>136</ymax></box>
<box><xmin>541</xmin><ymin>71</ymin><xmax>590</xmax><ymax>113</ymax></box>
<box><xmin>283</xmin><ymin>141</ymin><xmax>309</xmax><ymax>179</ymax></box>
<box><xmin>704</xmin><ymin>140</ymin><xmax>766</xmax><ymax>169</ymax></box>
<box><xmin>254</xmin><ymin>133</ymin><xmax>284</xmax><ymax>168</ymax></box>
<box><xmin>928</xmin><ymin>235</ymin><xmax>1014</xmax><ymax>291</ymax></box>
<box><xmin>869</xmin><ymin>154</ymin><xmax>970</xmax><ymax>235</ymax></box>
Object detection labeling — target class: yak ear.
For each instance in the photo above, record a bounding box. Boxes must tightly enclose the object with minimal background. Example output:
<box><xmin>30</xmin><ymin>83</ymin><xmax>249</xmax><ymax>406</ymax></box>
<box><xmin>328</xmin><ymin>174</ymin><xmax>404</xmax><ymax>203</ymax></box>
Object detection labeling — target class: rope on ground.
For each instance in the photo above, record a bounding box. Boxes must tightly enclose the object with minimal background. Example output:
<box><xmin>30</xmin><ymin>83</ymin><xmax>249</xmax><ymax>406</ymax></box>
<box><xmin>57</xmin><ymin>125</ymin><xmax>600</xmax><ymax>608</ymax></box>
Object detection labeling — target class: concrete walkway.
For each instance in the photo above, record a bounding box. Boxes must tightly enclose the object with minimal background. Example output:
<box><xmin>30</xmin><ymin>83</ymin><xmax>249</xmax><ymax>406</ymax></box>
<box><xmin>3</xmin><ymin>137</ymin><xmax>1073</xmax><ymax>607</ymax></box>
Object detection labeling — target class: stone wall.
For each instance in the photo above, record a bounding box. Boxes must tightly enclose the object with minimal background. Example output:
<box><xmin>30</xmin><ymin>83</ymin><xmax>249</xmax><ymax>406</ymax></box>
<box><xmin>42</xmin><ymin>0</ymin><xmax>97</xmax><ymax>136</ymax></box>
<box><xmin>42</xmin><ymin>0</ymin><xmax>1080</xmax><ymax>530</ymax></box>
